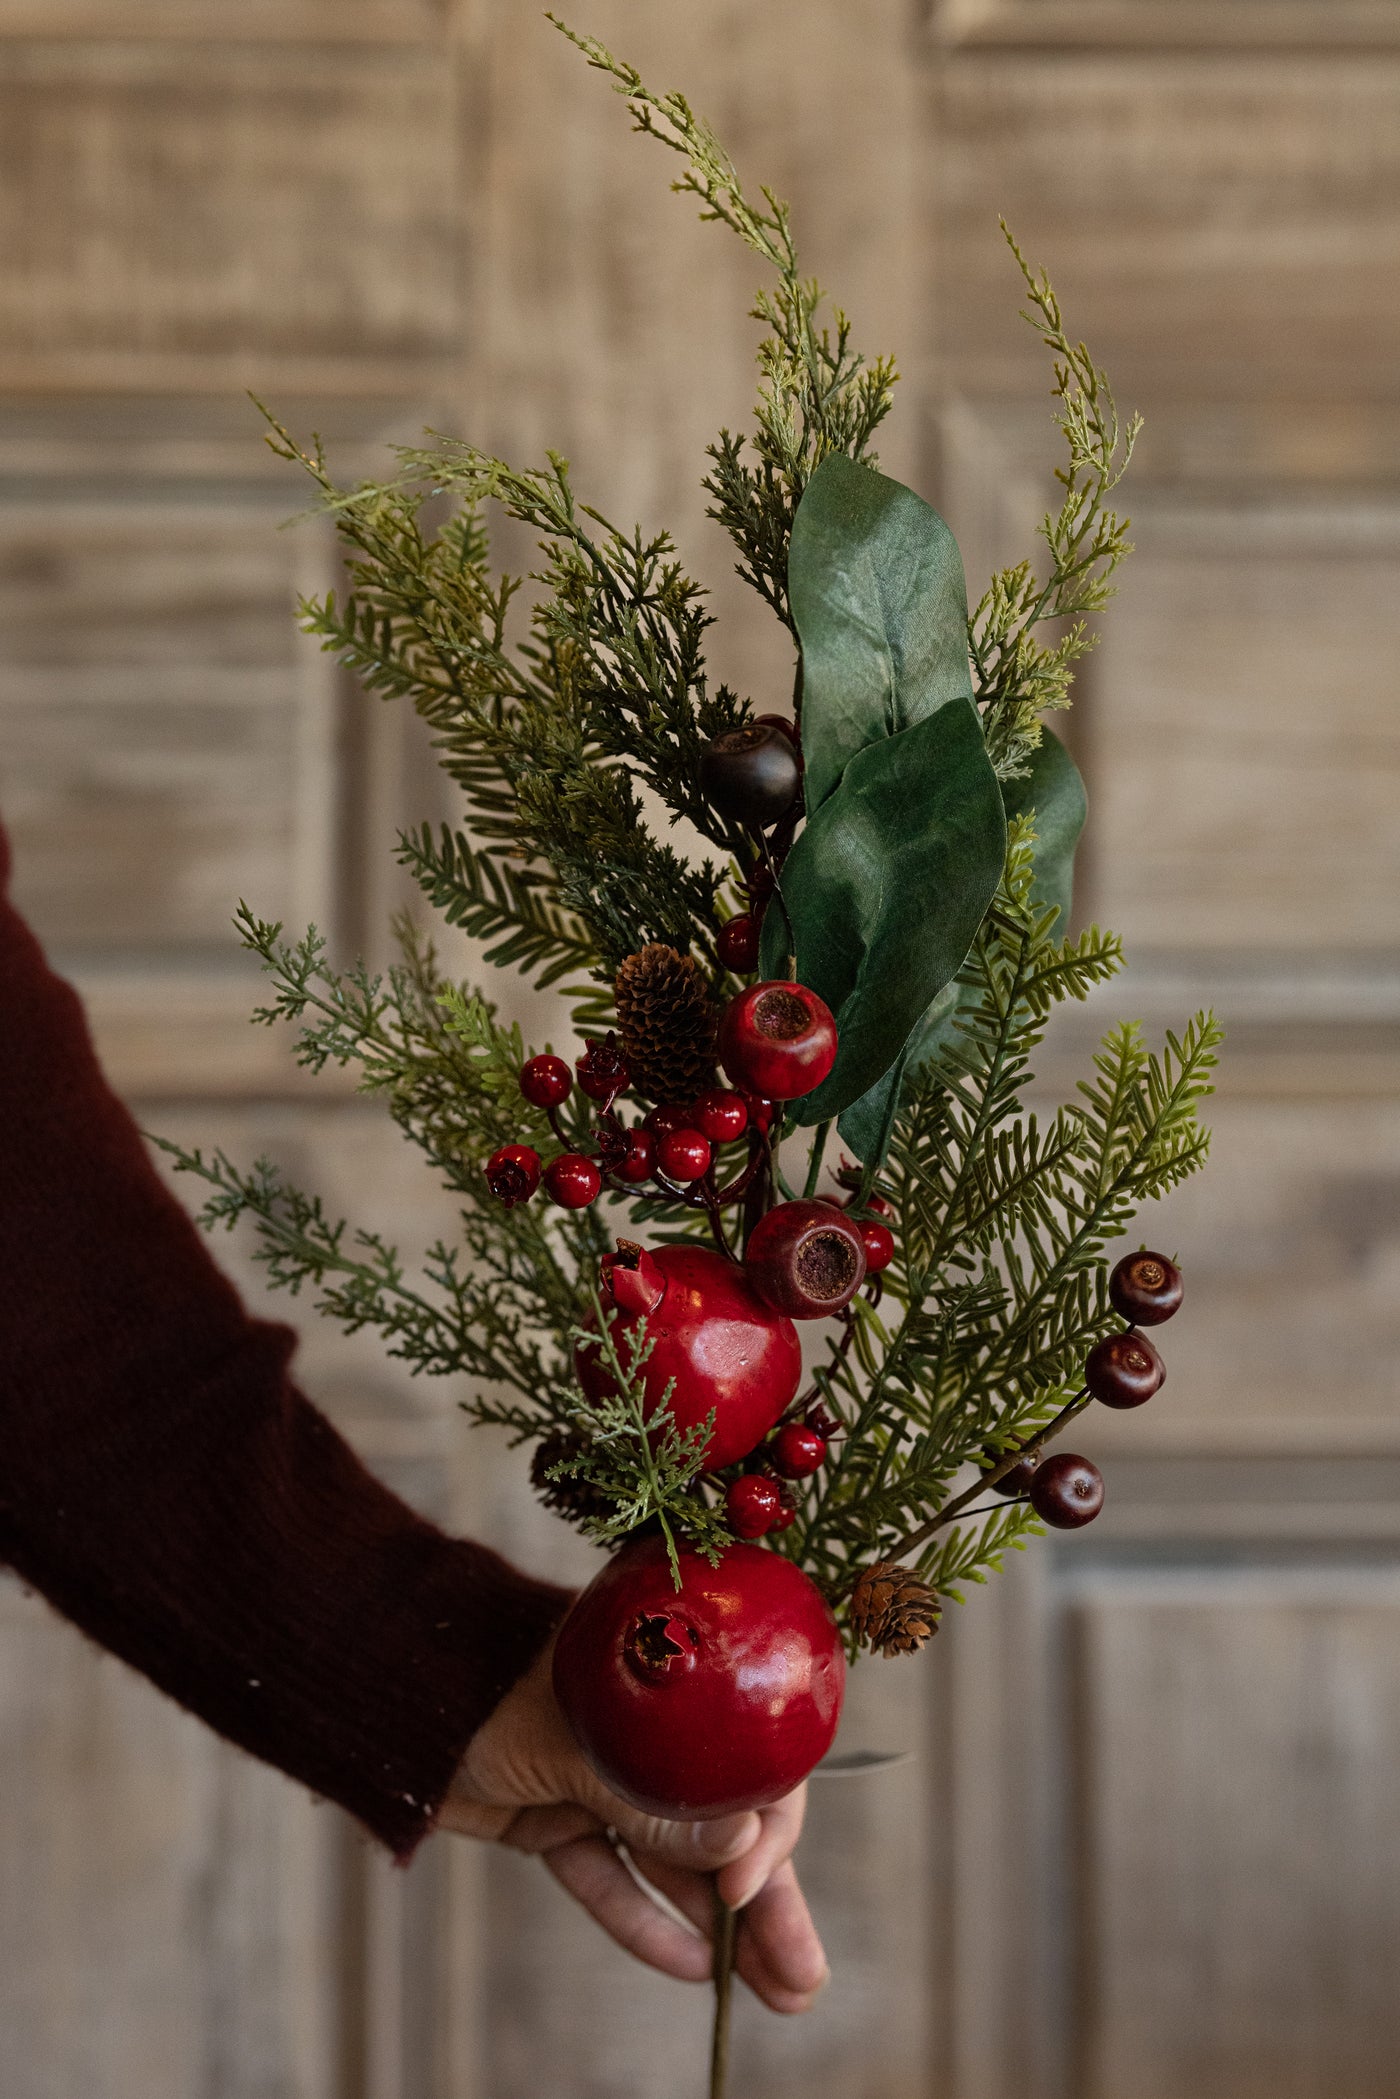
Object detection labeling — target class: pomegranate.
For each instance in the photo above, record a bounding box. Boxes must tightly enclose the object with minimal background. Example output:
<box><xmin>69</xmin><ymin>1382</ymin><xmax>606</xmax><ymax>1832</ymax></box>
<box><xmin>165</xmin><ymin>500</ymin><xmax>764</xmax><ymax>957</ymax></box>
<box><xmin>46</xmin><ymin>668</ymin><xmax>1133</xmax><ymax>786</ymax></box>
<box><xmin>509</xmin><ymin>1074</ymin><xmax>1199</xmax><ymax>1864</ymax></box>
<box><xmin>553</xmin><ymin>1534</ymin><xmax>846</xmax><ymax>1818</ymax></box>
<box><xmin>745</xmin><ymin>1199</ymin><xmax>867</xmax><ymax>1319</ymax></box>
<box><xmin>578</xmin><ymin>1242</ymin><xmax>801</xmax><ymax>1470</ymax></box>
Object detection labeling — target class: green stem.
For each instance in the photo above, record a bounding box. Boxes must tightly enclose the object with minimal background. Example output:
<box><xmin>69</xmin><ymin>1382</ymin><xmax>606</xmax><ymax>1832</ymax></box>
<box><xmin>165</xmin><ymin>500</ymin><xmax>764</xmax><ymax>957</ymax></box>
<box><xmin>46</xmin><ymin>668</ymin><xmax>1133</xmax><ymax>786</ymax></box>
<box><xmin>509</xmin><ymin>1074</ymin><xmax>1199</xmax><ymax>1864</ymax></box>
<box><xmin>709</xmin><ymin>1889</ymin><xmax>738</xmax><ymax>2099</ymax></box>
<box><xmin>802</xmin><ymin>1122</ymin><xmax>831</xmax><ymax>1198</ymax></box>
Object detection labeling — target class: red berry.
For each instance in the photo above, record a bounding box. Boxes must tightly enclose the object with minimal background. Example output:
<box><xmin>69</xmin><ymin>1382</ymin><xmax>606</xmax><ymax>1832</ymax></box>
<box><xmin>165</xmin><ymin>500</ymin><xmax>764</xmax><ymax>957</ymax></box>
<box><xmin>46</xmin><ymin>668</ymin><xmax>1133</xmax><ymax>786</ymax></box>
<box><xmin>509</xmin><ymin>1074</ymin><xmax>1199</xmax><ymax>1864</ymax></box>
<box><xmin>769</xmin><ymin>1489</ymin><xmax>799</xmax><ymax>1534</ymax></box>
<box><xmin>717</xmin><ymin>914</ymin><xmax>762</xmax><ymax>974</ymax></box>
<box><xmin>485</xmin><ymin>1143</ymin><xmax>541</xmax><ymax>1207</ymax></box>
<box><xmin>745</xmin><ymin>1199</ymin><xmax>866</xmax><ymax>1320</ymax></box>
<box><xmin>519</xmin><ymin>1054</ymin><xmax>572</xmax><ymax>1108</ymax></box>
<box><xmin>1086</xmin><ymin>1330</ymin><xmax>1165</xmax><ymax>1409</ymax></box>
<box><xmin>984</xmin><ymin>1446</ymin><xmax>1042</xmax><ymax>1497</ymax></box>
<box><xmin>544</xmin><ymin>1154</ymin><xmax>602</xmax><ymax>1209</ymax></box>
<box><xmin>754</xmin><ymin>713</ymin><xmax>801</xmax><ymax>749</ymax></box>
<box><xmin>612</xmin><ymin>1129</ymin><xmax>654</xmax><ymax>1184</ymax></box>
<box><xmin>859</xmin><ymin>1220</ymin><xmax>895</xmax><ymax>1273</ymax></box>
<box><xmin>644</xmin><ymin>1102</ymin><xmax>694</xmax><ymax>1141</ymax></box>
<box><xmin>655</xmin><ymin>1128</ymin><xmax>712</xmax><ymax>1182</ymax></box>
<box><xmin>770</xmin><ymin>1423</ymin><xmax>827</xmax><ymax>1479</ymax></box>
<box><xmin>700</xmin><ymin>724</ymin><xmax>803</xmax><ymax>829</ymax></box>
<box><xmin>575</xmin><ymin>1243</ymin><xmax>802</xmax><ymax>1470</ymax></box>
<box><xmin>725</xmin><ymin>1474</ymin><xmax>784</xmax><ymax>1539</ymax></box>
<box><xmin>747</xmin><ymin>861</ymin><xmax>776</xmax><ymax>906</ymax></box>
<box><xmin>576</xmin><ymin>1033</ymin><xmax>631</xmax><ymax>1103</ymax></box>
<box><xmin>694</xmin><ymin>1088</ymin><xmax>749</xmax><ymax>1144</ymax></box>
<box><xmin>719</xmin><ymin>981</ymin><xmax>838</xmax><ymax>1101</ymax></box>
<box><xmin>845</xmin><ymin>1190</ymin><xmax>894</xmax><ymax>1221</ymax></box>
<box><xmin>552</xmin><ymin>1534</ymin><xmax>845</xmax><ymax>1817</ymax></box>
<box><xmin>1109</xmin><ymin>1250</ymin><xmax>1184</xmax><ymax>1326</ymax></box>
<box><xmin>742</xmin><ymin>1091</ymin><xmax>775</xmax><ymax>1136</ymax></box>
<box><xmin>1029</xmin><ymin>1453</ymin><xmax>1104</xmax><ymax>1530</ymax></box>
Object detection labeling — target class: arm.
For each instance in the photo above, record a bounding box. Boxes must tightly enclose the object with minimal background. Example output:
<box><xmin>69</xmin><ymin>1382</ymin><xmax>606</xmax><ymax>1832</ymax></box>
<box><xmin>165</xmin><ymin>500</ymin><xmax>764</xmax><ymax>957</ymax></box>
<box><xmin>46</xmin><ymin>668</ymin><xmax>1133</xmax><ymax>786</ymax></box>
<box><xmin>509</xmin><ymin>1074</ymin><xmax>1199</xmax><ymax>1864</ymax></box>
<box><xmin>0</xmin><ymin>822</ymin><xmax>568</xmax><ymax>1860</ymax></box>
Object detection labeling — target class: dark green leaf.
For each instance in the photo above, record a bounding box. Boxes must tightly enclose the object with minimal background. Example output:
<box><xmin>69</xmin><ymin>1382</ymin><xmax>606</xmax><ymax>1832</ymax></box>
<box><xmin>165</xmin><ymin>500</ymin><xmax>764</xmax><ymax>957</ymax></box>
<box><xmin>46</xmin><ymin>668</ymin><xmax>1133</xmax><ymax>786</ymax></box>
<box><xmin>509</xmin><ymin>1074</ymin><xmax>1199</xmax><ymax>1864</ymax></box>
<box><xmin>790</xmin><ymin>453</ymin><xmax>974</xmax><ymax>815</ymax></box>
<box><xmin>834</xmin><ymin>731</ymin><xmax>1087</xmax><ymax>1163</ymax></box>
<box><xmin>761</xmin><ymin>698</ymin><xmax>1006</xmax><ymax>1124</ymax></box>
<box><xmin>999</xmin><ymin>728</ymin><xmax>1087</xmax><ymax>933</ymax></box>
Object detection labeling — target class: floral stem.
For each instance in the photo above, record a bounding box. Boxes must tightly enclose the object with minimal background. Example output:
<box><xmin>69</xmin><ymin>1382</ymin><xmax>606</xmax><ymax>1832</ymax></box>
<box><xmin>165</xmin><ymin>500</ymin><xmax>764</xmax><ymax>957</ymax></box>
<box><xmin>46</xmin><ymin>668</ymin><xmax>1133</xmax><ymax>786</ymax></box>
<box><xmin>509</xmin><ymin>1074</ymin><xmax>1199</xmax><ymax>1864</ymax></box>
<box><xmin>709</xmin><ymin>1887</ymin><xmax>738</xmax><ymax>2099</ymax></box>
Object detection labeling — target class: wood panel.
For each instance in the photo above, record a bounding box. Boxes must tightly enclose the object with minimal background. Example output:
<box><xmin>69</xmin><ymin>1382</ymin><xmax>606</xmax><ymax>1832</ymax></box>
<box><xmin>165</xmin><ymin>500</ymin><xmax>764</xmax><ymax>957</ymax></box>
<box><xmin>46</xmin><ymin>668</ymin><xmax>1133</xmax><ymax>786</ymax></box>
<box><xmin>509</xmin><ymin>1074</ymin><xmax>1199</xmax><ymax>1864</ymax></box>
<box><xmin>0</xmin><ymin>42</ymin><xmax>460</xmax><ymax>393</ymax></box>
<box><xmin>0</xmin><ymin>1</ymin><xmax>444</xmax><ymax>36</ymax></box>
<box><xmin>932</xmin><ymin>0</ymin><xmax>1400</xmax><ymax>49</ymax></box>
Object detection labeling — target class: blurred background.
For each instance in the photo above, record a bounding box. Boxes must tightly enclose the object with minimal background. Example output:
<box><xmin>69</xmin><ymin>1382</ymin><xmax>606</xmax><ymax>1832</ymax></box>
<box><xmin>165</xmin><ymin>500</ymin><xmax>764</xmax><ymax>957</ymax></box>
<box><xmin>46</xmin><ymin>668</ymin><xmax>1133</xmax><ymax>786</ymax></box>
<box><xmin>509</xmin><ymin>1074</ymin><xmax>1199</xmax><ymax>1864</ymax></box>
<box><xmin>2</xmin><ymin>1</ymin><xmax>1399</xmax><ymax>2095</ymax></box>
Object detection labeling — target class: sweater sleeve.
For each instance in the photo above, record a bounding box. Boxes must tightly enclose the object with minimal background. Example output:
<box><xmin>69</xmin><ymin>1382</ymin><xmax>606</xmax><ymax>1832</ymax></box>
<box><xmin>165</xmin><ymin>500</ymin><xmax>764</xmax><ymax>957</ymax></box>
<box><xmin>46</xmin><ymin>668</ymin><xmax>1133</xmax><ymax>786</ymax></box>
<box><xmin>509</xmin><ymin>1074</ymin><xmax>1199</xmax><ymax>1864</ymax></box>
<box><xmin>0</xmin><ymin>825</ymin><xmax>570</xmax><ymax>1860</ymax></box>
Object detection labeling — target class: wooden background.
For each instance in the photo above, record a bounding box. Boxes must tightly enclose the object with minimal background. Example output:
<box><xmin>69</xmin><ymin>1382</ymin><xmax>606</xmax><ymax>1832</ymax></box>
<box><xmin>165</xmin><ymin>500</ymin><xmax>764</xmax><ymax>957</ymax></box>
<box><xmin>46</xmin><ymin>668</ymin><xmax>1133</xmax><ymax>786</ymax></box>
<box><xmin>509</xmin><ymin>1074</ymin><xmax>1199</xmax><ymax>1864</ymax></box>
<box><xmin>2</xmin><ymin>2</ymin><xmax>1399</xmax><ymax>2093</ymax></box>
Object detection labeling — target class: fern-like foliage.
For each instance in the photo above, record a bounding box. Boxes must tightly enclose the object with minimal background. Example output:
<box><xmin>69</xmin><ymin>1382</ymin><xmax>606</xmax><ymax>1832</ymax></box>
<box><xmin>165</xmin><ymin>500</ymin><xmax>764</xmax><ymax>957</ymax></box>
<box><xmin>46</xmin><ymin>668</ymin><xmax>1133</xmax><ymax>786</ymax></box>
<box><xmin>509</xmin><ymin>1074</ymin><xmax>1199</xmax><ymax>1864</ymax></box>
<box><xmin>785</xmin><ymin>825</ymin><xmax>1220</xmax><ymax>1612</ymax></box>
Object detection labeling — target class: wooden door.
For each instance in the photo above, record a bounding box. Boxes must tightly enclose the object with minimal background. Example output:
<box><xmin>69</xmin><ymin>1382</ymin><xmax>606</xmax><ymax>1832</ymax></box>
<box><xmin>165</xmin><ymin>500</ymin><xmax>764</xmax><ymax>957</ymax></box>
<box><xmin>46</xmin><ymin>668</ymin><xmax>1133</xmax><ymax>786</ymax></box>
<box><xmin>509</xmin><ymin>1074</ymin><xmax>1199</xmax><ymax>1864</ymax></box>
<box><xmin>1</xmin><ymin>1</ymin><xmax>1397</xmax><ymax>2093</ymax></box>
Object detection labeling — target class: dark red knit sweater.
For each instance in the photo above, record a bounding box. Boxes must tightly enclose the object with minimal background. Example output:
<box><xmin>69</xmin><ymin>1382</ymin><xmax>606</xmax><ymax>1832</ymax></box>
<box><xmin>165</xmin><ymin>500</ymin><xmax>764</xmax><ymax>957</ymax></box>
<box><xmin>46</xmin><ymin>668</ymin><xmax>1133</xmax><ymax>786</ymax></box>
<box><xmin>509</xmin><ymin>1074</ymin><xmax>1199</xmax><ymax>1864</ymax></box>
<box><xmin>0</xmin><ymin>824</ymin><xmax>569</xmax><ymax>1860</ymax></box>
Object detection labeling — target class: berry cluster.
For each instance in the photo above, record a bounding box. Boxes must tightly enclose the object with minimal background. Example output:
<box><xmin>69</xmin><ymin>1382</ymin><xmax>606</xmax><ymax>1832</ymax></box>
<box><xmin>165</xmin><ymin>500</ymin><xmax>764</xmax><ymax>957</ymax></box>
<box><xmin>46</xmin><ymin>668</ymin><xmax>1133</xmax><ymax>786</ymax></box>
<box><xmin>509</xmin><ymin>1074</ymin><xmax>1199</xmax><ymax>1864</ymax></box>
<box><xmin>984</xmin><ymin>1249</ymin><xmax>1184</xmax><ymax>1529</ymax></box>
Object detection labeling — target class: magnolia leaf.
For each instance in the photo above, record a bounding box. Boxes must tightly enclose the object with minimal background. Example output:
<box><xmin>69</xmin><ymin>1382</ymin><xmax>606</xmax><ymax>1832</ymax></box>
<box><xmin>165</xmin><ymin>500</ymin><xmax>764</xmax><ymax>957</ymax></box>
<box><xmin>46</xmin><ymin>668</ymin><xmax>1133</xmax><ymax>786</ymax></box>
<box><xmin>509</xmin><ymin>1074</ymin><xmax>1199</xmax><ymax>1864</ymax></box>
<box><xmin>1000</xmin><ymin>728</ymin><xmax>1087</xmax><ymax>932</ymax></box>
<box><xmin>835</xmin><ymin>731</ymin><xmax>1088</xmax><ymax>1164</ymax></box>
<box><xmin>790</xmin><ymin>453</ymin><xmax>975</xmax><ymax>815</ymax></box>
<box><xmin>761</xmin><ymin>698</ymin><xmax>1006</xmax><ymax>1124</ymax></box>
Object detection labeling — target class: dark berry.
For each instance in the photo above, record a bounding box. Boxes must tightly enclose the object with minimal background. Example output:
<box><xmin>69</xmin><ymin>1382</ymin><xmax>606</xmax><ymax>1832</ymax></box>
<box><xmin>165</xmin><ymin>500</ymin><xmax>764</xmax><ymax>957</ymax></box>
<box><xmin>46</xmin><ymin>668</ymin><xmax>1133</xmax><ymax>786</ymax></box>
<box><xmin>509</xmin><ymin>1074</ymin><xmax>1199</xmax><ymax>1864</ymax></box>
<box><xmin>1109</xmin><ymin>1250</ymin><xmax>1183</xmax><ymax>1326</ymax></box>
<box><xmin>520</xmin><ymin>1055</ymin><xmax>572</xmax><ymax>1108</ymax></box>
<box><xmin>700</xmin><ymin>723</ymin><xmax>803</xmax><ymax>829</ymax></box>
<box><xmin>859</xmin><ymin>1220</ymin><xmax>895</xmax><ymax>1273</ymax></box>
<box><xmin>544</xmin><ymin>1154</ymin><xmax>603</xmax><ymax>1209</ymax></box>
<box><xmin>655</xmin><ymin>1128</ymin><xmax>712</xmax><ymax>1183</ymax></box>
<box><xmin>717</xmin><ymin>914</ymin><xmax>762</xmax><ymax>974</ymax></box>
<box><xmin>745</xmin><ymin>1199</ymin><xmax>866</xmax><ymax>1320</ymax></box>
<box><xmin>725</xmin><ymin>1474</ymin><xmax>783</xmax><ymax>1540</ymax></box>
<box><xmin>694</xmin><ymin>1088</ymin><xmax>749</xmax><ymax>1144</ymax></box>
<box><xmin>719</xmin><ymin>981</ymin><xmax>838</xmax><ymax>1101</ymax></box>
<box><xmin>770</xmin><ymin>1423</ymin><xmax>827</xmax><ymax>1479</ymax></box>
<box><xmin>746</xmin><ymin>860</ymin><xmax>776</xmax><ymax>906</ymax></box>
<box><xmin>984</xmin><ymin>1445</ymin><xmax>1042</xmax><ymax>1497</ymax></box>
<box><xmin>1086</xmin><ymin>1330</ymin><xmax>1165</xmax><ymax>1409</ymax></box>
<box><xmin>576</xmin><ymin>1033</ymin><xmax>630</xmax><ymax>1103</ymax></box>
<box><xmin>1029</xmin><ymin>1453</ymin><xmax>1104</xmax><ymax>1530</ymax></box>
<box><xmin>485</xmin><ymin>1143</ymin><xmax>541</xmax><ymax>1207</ymax></box>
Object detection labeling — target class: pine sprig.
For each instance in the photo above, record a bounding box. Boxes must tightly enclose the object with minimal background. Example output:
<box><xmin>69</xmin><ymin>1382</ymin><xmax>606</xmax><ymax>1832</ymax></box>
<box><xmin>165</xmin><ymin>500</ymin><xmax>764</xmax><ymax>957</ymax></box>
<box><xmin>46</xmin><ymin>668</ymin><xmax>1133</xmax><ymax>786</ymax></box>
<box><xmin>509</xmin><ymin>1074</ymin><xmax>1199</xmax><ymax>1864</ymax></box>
<box><xmin>969</xmin><ymin>224</ymin><xmax>1142</xmax><ymax>778</ymax></box>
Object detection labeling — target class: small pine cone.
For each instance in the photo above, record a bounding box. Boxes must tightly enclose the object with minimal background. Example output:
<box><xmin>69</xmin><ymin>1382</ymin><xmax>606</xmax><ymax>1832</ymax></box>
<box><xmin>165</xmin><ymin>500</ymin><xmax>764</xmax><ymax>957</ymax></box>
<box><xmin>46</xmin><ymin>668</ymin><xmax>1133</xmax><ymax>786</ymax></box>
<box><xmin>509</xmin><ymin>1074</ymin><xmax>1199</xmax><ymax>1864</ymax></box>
<box><xmin>613</xmin><ymin>943</ymin><xmax>718</xmax><ymax>1104</ymax></box>
<box><xmin>850</xmin><ymin>1562</ymin><xmax>942</xmax><ymax>1657</ymax></box>
<box><xmin>530</xmin><ymin>1429</ymin><xmax>616</xmax><ymax>1526</ymax></box>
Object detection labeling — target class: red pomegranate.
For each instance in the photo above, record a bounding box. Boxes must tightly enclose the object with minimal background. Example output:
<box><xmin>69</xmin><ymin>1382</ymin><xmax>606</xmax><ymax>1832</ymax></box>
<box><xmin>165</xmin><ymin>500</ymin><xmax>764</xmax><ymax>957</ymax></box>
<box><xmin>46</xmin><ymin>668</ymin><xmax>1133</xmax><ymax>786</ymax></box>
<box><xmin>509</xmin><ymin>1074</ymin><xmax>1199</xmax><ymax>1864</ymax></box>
<box><xmin>577</xmin><ymin>1242</ymin><xmax>802</xmax><ymax>1470</ymax></box>
<box><xmin>553</xmin><ymin>1534</ymin><xmax>846</xmax><ymax>1817</ymax></box>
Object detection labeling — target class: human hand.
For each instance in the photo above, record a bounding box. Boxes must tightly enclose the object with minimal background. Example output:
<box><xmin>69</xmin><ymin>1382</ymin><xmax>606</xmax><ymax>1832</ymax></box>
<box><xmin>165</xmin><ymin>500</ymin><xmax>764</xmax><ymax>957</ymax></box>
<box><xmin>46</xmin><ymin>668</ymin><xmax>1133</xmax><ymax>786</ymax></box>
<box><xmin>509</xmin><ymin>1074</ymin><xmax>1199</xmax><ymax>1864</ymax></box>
<box><xmin>438</xmin><ymin>1642</ymin><xmax>828</xmax><ymax>2013</ymax></box>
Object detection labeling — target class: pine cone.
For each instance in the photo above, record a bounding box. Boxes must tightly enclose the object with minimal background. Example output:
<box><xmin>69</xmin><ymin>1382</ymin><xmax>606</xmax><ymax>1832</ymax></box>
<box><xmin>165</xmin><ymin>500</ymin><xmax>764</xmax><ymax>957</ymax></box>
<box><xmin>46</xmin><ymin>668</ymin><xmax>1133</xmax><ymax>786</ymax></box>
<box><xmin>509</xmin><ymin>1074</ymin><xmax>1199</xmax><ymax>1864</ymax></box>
<box><xmin>849</xmin><ymin>1562</ymin><xmax>942</xmax><ymax>1657</ymax></box>
<box><xmin>530</xmin><ymin>1429</ymin><xmax>616</xmax><ymax>1526</ymax></box>
<box><xmin>613</xmin><ymin>944</ymin><xmax>718</xmax><ymax>1104</ymax></box>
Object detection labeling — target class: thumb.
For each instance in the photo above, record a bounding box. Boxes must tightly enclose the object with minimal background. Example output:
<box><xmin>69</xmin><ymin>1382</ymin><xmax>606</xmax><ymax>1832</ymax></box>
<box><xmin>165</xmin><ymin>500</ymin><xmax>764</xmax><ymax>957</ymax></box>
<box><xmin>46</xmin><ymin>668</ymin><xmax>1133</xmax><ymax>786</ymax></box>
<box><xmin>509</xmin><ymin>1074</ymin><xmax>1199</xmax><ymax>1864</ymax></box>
<box><xmin>594</xmin><ymin>1792</ymin><xmax>762</xmax><ymax>1872</ymax></box>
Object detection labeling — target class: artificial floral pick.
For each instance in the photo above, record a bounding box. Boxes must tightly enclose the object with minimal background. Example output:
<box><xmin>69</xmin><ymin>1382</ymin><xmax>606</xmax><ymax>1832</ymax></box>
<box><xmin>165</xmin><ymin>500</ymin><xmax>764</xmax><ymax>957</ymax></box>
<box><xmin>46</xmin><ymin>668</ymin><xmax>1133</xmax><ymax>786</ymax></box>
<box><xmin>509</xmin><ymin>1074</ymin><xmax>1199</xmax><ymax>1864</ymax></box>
<box><xmin>159</xmin><ymin>20</ymin><xmax>1219</xmax><ymax>2095</ymax></box>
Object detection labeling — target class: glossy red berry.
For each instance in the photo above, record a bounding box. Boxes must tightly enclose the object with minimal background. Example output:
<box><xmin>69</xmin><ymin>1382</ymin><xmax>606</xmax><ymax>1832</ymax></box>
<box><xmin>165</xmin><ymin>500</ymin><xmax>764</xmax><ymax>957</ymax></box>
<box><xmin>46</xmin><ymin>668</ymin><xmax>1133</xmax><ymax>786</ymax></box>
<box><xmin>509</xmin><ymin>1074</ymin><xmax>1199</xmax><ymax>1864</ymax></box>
<box><xmin>1109</xmin><ymin>1250</ymin><xmax>1184</xmax><ymax>1326</ymax></box>
<box><xmin>719</xmin><ymin>981</ymin><xmax>838</xmax><ymax>1101</ymax></box>
<box><xmin>577</xmin><ymin>1243</ymin><xmax>802</xmax><ymax>1470</ymax></box>
<box><xmin>544</xmin><ymin>1154</ymin><xmax>602</xmax><ymax>1209</ymax></box>
<box><xmin>1086</xmin><ymin>1330</ymin><xmax>1165</xmax><ymax>1409</ymax></box>
<box><xmin>859</xmin><ymin>1220</ymin><xmax>896</xmax><ymax>1273</ymax></box>
<box><xmin>746</xmin><ymin>1199</ymin><xmax>866</xmax><ymax>1320</ymax></box>
<box><xmin>717</xmin><ymin>914</ymin><xmax>762</xmax><ymax>974</ymax></box>
<box><xmin>576</xmin><ymin>1033</ymin><xmax>630</xmax><ymax>1103</ymax></box>
<box><xmin>986</xmin><ymin>1446</ymin><xmax>1043</xmax><ymax>1498</ymax></box>
<box><xmin>694</xmin><ymin>1088</ymin><xmax>749</xmax><ymax>1144</ymax></box>
<box><xmin>742</xmin><ymin>1091</ymin><xmax>775</xmax><ymax>1136</ymax></box>
<box><xmin>1029</xmin><ymin>1453</ymin><xmax>1104</xmax><ymax>1530</ymax></box>
<box><xmin>770</xmin><ymin>1423</ymin><xmax>827</xmax><ymax>1479</ymax></box>
<box><xmin>700</xmin><ymin>723</ymin><xmax>803</xmax><ymax>830</ymax></box>
<box><xmin>644</xmin><ymin>1102</ymin><xmax>694</xmax><ymax>1141</ymax></box>
<box><xmin>552</xmin><ymin>1534</ymin><xmax>845</xmax><ymax>1817</ymax></box>
<box><xmin>769</xmin><ymin>1488</ymin><xmax>799</xmax><ymax>1534</ymax></box>
<box><xmin>611</xmin><ymin>1129</ymin><xmax>654</xmax><ymax>1184</ymax></box>
<box><xmin>519</xmin><ymin>1054</ymin><xmax>572</xmax><ymax>1108</ymax></box>
<box><xmin>485</xmin><ymin>1143</ymin><xmax>541</xmax><ymax>1207</ymax></box>
<box><xmin>725</xmin><ymin>1473</ymin><xmax>784</xmax><ymax>1539</ymax></box>
<box><xmin>655</xmin><ymin>1127</ymin><xmax>712</xmax><ymax>1182</ymax></box>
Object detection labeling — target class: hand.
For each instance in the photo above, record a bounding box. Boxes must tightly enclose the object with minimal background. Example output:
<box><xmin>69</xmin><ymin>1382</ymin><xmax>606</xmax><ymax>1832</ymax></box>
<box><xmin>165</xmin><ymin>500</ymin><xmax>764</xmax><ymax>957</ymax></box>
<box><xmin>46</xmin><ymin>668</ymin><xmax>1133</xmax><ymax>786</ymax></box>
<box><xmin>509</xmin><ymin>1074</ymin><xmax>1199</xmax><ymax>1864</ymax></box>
<box><xmin>438</xmin><ymin>1642</ymin><xmax>828</xmax><ymax>2013</ymax></box>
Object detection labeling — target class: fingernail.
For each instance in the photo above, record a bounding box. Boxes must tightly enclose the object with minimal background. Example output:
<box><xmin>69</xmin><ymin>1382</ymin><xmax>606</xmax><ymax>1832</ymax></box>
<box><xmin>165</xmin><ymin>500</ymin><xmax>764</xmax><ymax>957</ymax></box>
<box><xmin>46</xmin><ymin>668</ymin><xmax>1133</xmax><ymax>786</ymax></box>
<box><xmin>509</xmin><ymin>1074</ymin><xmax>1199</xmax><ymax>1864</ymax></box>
<box><xmin>727</xmin><ymin>1863</ymin><xmax>767</xmax><ymax>1910</ymax></box>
